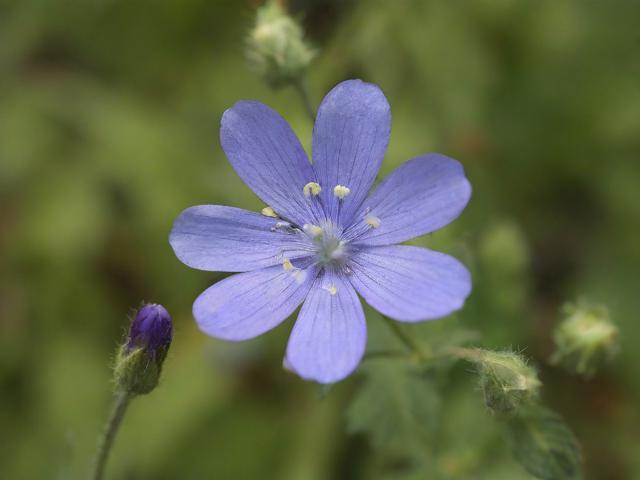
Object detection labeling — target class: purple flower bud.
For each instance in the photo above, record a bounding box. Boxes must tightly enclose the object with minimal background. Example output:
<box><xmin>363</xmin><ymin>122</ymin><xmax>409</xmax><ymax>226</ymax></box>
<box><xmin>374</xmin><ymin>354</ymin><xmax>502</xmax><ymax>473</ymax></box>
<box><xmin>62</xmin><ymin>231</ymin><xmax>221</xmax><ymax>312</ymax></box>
<box><xmin>115</xmin><ymin>303</ymin><xmax>173</xmax><ymax>395</ymax></box>
<box><xmin>127</xmin><ymin>303</ymin><xmax>173</xmax><ymax>359</ymax></box>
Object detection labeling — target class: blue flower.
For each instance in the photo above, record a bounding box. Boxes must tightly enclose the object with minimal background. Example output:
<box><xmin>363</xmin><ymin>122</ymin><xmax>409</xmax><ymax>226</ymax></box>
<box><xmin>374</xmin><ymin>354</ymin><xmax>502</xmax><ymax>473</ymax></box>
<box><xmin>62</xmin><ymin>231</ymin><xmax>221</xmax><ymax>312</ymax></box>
<box><xmin>170</xmin><ymin>80</ymin><xmax>471</xmax><ymax>384</ymax></box>
<box><xmin>116</xmin><ymin>303</ymin><xmax>173</xmax><ymax>395</ymax></box>
<box><xmin>127</xmin><ymin>303</ymin><xmax>173</xmax><ymax>360</ymax></box>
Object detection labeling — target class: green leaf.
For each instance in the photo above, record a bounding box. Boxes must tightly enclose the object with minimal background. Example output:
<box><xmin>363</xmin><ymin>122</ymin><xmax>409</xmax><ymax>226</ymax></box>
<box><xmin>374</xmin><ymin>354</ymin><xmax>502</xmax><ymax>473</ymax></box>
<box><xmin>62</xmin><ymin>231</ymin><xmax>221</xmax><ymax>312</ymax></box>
<box><xmin>506</xmin><ymin>406</ymin><xmax>583</xmax><ymax>480</ymax></box>
<box><xmin>346</xmin><ymin>359</ymin><xmax>441</xmax><ymax>451</ymax></box>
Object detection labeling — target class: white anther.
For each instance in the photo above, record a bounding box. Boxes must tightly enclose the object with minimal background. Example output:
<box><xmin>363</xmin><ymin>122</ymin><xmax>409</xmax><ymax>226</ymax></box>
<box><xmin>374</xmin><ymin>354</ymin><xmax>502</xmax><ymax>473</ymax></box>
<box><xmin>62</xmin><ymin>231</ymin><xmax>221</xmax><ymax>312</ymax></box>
<box><xmin>292</xmin><ymin>269</ymin><xmax>307</xmax><ymax>284</ymax></box>
<box><xmin>303</xmin><ymin>223</ymin><xmax>323</xmax><ymax>237</ymax></box>
<box><xmin>366</xmin><ymin>215</ymin><xmax>381</xmax><ymax>228</ymax></box>
<box><xmin>271</xmin><ymin>221</ymin><xmax>296</xmax><ymax>234</ymax></box>
<box><xmin>283</xmin><ymin>258</ymin><xmax>306</xmax><ymax>283</ymax></box>
<box><xmin>282</xmin><ymin>258</ymin><xmax>294</xmax><ymax>271</ymax></box>
<box><xmin>324</xmin><ymin>284</ymin><xmax>338</xmax><ymax>296</ymax></box>
<box><xmin>303</xmin><ymin>182</ymin><xmax>322</xmax><ymax>197</ymax></box>
<box><xmin>333</xmin><ymin>185</ymin><xmax>351</xmax><ymax>199</ymax></box>
<box><xmin>261</xmin><ymin>206</ymin><xmax>278</xmax><ymax>218</ymax></box>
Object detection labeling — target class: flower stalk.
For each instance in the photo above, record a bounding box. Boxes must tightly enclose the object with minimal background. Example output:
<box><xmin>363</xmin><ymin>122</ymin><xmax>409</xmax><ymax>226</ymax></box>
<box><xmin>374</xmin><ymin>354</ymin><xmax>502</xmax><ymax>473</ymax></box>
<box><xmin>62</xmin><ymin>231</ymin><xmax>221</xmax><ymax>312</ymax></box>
<box><xmin>91</xmin><ymin>392</ymin><xmax>130</xmax><ymax>480</ymax></box>
<box><xmin>381</xmin><ymin>315</ymin><xmax>430</xmax><ymax>362</ymax></box>
<box><xmin>91</xmin><ymin>304</ymin><xmax>172</xmax><ymax>480</ymax></box>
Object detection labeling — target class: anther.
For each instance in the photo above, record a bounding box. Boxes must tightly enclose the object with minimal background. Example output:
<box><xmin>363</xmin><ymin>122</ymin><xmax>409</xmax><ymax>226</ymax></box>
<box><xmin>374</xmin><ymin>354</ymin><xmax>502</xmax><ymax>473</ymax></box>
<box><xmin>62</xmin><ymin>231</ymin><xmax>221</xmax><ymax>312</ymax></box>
<box><xmin>303</xmin><ymin>223</ymin><xmax>323</xmax><ymax>237</ymax></box>
<box><xmin>333</xmin><ymin>185</ymin><xmax>351</xmax><ymax>200</ymax></box>
<box><xmin>282</xmin><ymin>258</ymin><xmax>294</xmax><ymax>271</ymax></box>
<box><xmin>292</xmin><ymin>270</ymin><xmax>307</xmax><ymax>284</ymax></box>
<box><xmin>271</xmin><ymin>221</ymin><xmax>297</xmax><ymax>234</ymax></box>
<box><xmin>261</xmin><ymin>206</ymin><xmax>278</xmax><ymax>218</ymax></box>
<box><xmin>366</xmin><ymin>215</ymin><xmax>381</xmax><ymax>228</ymax></box>
<box><xmin>303</xmin><ymin>182</ymin><xmax>322</xmax><ymax>197</ymax></box>
<box><xmin>324</xmin><ymin>284</ymin><xmax>338</xmax><ymax>296</ymax></box>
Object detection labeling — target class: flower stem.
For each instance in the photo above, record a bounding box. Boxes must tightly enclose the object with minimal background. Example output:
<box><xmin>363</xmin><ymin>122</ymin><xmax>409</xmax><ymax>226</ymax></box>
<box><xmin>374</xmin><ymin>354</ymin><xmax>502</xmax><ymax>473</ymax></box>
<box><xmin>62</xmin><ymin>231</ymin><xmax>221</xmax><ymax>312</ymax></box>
<box><xmin>92</xmin><ymin>391</ymin><xmax>130</xmax><ymax>480</ymax></box>
<box><xmin>363</xmin><ymin>349</ymin><xmax>408</xmax><ymax>361</ymax></box>
<box><xmin>294</xmin><ymin>78</ymin><xmax>316</xmax><ymax>121</ymax></box>
<box><xmin>447</xmin><ymin>346</ymin><xmax>482</xmax><ymax>361</ymax></box>
<box><xmin>379</xmin><ymin>315</ymin><xmax>479</xmax><ymax>364</ymax></box>
<box><xmin>381</xmin><ymin>315</ymin><xmax>430</xmax><ymax>361</ymax></box>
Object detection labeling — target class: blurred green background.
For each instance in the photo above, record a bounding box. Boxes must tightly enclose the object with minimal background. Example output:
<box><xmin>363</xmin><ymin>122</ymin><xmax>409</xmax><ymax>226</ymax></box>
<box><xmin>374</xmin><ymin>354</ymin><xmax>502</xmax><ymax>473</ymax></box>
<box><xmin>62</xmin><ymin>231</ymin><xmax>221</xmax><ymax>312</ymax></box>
<box><xmin>1</xmin><ymin>0</ymin><xmax>639</xmax><ymax>478</ymax></box>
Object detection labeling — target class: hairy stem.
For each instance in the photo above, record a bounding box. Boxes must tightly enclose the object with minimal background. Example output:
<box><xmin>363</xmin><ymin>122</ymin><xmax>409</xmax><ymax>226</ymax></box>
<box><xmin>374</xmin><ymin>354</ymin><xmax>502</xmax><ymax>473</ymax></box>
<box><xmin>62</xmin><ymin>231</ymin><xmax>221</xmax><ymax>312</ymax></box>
<box><xmin>92</xmin><ymin>391</ymin><xmax>130</xmax><ymax>480</ymax></box>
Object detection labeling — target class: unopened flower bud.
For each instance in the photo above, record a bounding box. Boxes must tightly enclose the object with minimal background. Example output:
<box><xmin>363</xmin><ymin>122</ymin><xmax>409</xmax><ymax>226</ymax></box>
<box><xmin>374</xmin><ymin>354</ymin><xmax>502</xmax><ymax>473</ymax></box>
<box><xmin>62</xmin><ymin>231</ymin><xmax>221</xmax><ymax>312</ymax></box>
<box><xmin>246</xmin><ymin>0</ymin><xmax>316</xmax><ymax>88</ymax></box>
<box><xmin>550</xmin><ymin>302</ymin><xmax>618</xmax><ymax>378</ymax></box>
<box><xmin>114</xmin><ymin>303</ymin><xmax>173</xmax><ymax>395</ymax></box>
<box><xmin>468</xmin><ymin>349</ymin><xmax>541</xmax><ymax>415</ymax></box>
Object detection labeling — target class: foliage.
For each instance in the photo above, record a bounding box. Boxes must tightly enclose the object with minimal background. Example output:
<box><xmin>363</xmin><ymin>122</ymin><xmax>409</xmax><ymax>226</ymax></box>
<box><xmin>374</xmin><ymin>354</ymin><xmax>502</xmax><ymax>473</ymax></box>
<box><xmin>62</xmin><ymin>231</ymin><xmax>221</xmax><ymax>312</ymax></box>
<box><xmin>506</xmin><ymin>406</ymin><xmax>583</xmax><ymax>480</ymax></box>
<box><xmin>347</xmin><ymin>359</ymin><xmax>441</xmax><ymax>450</ymax></box>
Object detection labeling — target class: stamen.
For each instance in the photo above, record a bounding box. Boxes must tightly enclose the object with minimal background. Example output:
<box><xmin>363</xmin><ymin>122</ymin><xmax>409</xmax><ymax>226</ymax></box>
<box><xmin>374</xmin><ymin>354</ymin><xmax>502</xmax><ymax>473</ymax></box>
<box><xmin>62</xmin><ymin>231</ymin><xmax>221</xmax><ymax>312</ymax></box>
<box><xmin>261</xmin><ymin>206</ymin><xmax>278</xmax><ymax>218</ymax></box>
<box><xmin>333</xmin><ymin>185</ymin><xmax>351</xmax><ymax>200</ymax></box>
<box><xmin>303</xmin><ymin>182</ymin><xmax>322</xmax><ymax>197</ymax></box>
<box><xmin>282</xmin><ymin>258</ymin><xmax>294</xmax><ymax>271</ymax></box>
<box><xmin>303</xmin><ymin>223</ymin><xmax>323</xmax><ymax>237</ymax></box>
<box><xmin>366</xmin><ymin>215</ymin><xmax>381</xmax><ymax>228</ymax></box>
<box><xmin>324</xmin><ymin>284</ymin><xmax>338</xmax><ymax>296</ymax></box>
<box><xmin>271</xmin><ymin>221</ymin><xmax>297</xmax><ymax>234</ymax></box>
<box><xmin>292</xmin><ymin>269</ymin><xmax>307</xmax><ymax>284</ymax></box>
<box><xmin>283</xmin><ymin>258</ymin><xmax>306</xmax><ymax>283</ymax></box>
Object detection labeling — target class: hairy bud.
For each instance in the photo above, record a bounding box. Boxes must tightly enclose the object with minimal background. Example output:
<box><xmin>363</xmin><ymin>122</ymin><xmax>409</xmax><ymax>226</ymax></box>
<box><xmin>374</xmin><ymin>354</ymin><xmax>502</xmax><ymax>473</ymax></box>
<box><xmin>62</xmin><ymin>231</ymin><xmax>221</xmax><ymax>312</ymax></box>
<box><xmin>550</xmin><ymin>302</ymin><xmax>618</xmax><ymax>378</ymax></box>
<box><xmin>114</xmin><ymin>304</ymin><xmax>173</xmax><ymax>395</ymax></box>
<box><xmin>467</xmin><ymin>349</ymin><xmax>541</xmax><ymax>415</ymax></box>
<box><xmin>246</xmin><ymin>0</ymin><xmax>316</xmax><ymax>88</ymax></box>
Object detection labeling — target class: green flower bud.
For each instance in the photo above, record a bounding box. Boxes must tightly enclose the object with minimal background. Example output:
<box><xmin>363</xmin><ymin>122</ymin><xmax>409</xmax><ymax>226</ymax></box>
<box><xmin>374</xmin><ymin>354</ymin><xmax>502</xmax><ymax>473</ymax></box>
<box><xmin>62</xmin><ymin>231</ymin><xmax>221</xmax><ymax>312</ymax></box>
<box><xmin>550</xmin><ymin>302</ymin><xmax>619</xmax><ymax>378</ymax></box>
<box><xmin>114</xmin><ymin>304</ymin><xmax>173</xmax><ymax>396</ymax></box>
<box><xmin>246</xmin><ymin>0</ymin><xmax>316</xmax><ymax>88</ymax></box>
<box><xmin>467</xmin><ymin>349</ymin><xmax>541</xmax><ymax>415</ymax></box>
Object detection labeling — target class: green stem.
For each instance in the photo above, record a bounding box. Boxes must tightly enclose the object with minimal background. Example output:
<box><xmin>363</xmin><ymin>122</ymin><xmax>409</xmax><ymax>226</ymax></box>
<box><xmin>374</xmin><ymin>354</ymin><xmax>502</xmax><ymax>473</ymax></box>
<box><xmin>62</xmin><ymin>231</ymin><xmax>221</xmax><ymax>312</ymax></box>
<box><xmin>381</xmin><ymin>315</ymin><xmax>429</xmax><ymax>361</ymax></box>
<box><xmin>91</xmin><ymin>391</ymin><xmax>131</xmax><ymax>480</ymax></box>
<box><xmin>447</xmin><ymin>346</ymin><xmax>482</xmax><ymax>361</ymax></box>
<box><xmin>380</xmin><ymin>315</ymin><xmax>479</xmax><ymax>364</ymax></box>
<box><xmin>294</xmin><ymin>78</ymin><xmax>316</xmax><ymax>121</ymax></box>
<box><xmin>363</xmin><ymin>349</ymin><xmax>408</xmax><ymax>361</ymax></box>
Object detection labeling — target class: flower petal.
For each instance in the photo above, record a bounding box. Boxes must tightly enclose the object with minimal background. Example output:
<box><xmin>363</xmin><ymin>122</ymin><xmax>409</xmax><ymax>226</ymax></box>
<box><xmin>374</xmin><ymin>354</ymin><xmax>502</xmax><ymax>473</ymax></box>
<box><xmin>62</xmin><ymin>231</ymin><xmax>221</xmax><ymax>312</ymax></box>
<box><xmin>220</xmin><ymin>100</ymin><xmax>321</xmax><ymax>227</ymax></box>
<box><xmin>349</xmin><ymin>245</ymin><xmax>471</xmax><ymax>322</ymax></box>
<box><xmin>347</xmin><ymin>154</ymin><xmax>471</xmax><ymax>246</ymax></box>
<box><xmin>169</xmin><ymin>205</ymin><xmax>314</xmax><ymax>272</ymax></box>
<box><xmin>312</xmin><ymin>79</ymin><xmax>391</xmax><ymax>225</ymax></box>
<box><xmin>194</xmin><ymin>262</ymin><xmax>318</xmax><ymax>341</ymax></box>
<box><xmin>285</xmin><ymin>269</ymin><xmax>366</xmax><ymax>384</ymax></box>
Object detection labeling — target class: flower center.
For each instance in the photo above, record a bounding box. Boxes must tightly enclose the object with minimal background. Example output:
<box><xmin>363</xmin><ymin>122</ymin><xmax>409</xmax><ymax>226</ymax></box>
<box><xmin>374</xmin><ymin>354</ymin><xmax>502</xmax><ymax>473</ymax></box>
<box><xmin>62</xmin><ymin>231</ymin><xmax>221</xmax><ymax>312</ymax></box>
<box><xmin>304</xmin><ymin>222</ymin><xmax>350</xmax><ymax>267</ymax></box>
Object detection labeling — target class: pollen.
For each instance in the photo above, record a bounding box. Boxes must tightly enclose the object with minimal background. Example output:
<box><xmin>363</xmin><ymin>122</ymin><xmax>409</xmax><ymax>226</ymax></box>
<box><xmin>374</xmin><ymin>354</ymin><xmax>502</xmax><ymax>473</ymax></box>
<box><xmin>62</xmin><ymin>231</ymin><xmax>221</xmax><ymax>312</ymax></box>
<box><xmin>324</xmin><ymin>284</ymin><xmax>338</xmax><ymax>296</ymax></box>
<box><xmin>303</xmin><ymin>223</ymin><xmax>323</xmax><ymax>237</ymax></box>
<box><xmin>366</xmin><ymin>215</ymin><xmax>381</xmax><ymax>228</ymax></box>
<box><xmin>282</xmin><ymin>258</ymin><xmax>294</xmax><ymax>271</ymax></box>
<box><xmin>303</xmin><ymin>182</ymin><xmax>322</xmax><ymax>197</ymax></box>
<box><xmin>261</xmin><ymin>206</ymin><xmax>278</xmax><ymax>218</ymax></box>
<box><xmin>333</xmin><ymin>185</ymin><xmax>351</xmax><ymax>199</ymax></box>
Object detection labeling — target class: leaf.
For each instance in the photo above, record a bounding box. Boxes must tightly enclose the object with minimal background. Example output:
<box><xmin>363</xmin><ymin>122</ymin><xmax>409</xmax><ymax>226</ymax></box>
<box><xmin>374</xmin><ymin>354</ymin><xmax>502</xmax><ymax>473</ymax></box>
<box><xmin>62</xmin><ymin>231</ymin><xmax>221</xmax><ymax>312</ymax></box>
<box><xmin>505</xmin><ymin>406</ymin><xmax>583</xmax><ymax>480</ymax></box>
<box><xmin>346</xmin><ymin>359</ymin><xmax>441</xmax><ymax>451</ymax></box>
